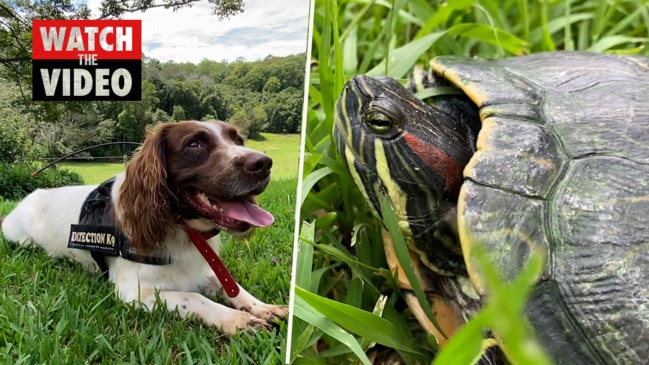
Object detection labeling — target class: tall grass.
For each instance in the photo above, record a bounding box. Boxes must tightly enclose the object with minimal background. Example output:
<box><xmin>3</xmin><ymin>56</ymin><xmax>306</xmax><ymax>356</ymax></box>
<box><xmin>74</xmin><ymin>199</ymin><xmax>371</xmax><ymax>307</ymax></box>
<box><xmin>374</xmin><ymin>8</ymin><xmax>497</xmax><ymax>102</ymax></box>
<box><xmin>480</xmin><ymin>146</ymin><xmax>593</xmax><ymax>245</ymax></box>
<box><xmin>292</xmin><ymin>0</ymin><xmax>648</xmax><ymax>364</ymax></box>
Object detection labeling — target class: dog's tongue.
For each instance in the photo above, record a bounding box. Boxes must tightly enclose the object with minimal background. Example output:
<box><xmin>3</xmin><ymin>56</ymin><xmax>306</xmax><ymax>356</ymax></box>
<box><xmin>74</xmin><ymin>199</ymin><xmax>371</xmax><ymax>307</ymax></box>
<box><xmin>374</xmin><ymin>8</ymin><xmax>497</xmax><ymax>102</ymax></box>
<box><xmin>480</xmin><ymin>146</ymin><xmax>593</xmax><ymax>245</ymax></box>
<box><xmin>220</xmin><ymin>199</ymin><xmax>274</xmax><ymax>227</ymax></box>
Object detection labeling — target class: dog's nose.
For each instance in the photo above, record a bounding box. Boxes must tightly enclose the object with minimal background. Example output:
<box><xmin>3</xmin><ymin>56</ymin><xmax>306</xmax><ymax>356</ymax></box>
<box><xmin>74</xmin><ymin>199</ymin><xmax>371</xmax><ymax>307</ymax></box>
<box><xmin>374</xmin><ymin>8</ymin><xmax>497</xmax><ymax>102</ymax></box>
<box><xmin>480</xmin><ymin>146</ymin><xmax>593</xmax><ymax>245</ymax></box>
<box><xmin>244</xmin><ymin>154</ymin><xmax>273</xmax><ymax>174</ymax></box>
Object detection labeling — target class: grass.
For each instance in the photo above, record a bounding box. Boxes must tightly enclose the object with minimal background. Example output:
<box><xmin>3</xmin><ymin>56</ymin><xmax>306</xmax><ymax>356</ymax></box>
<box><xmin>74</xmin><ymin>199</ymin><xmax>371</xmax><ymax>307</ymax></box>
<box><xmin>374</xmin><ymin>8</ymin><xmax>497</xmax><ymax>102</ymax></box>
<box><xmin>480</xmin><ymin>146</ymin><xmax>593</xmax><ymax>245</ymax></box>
<box><xmin>58</xmin><ymin>162</ymin><xmax>126</xmax><ymax>185</ymax></box>
<box><xmin>246</xmin><ymin>133</ymin><xmax>302</xmax><ymax>181</ymax></box>
<box><xmin>0</xmin><ymin>133</ymin><xmax>300</xmax><ymax>364</ymax></box>
<box><xmin>294</xmin><ymin>0</ymin><xmax>649</xmax><ymax>364</ymax></box>
<box><xmin>58</xmin><ymin>133</ymin><xmax>301</xmax><ymax>185</ymax></box>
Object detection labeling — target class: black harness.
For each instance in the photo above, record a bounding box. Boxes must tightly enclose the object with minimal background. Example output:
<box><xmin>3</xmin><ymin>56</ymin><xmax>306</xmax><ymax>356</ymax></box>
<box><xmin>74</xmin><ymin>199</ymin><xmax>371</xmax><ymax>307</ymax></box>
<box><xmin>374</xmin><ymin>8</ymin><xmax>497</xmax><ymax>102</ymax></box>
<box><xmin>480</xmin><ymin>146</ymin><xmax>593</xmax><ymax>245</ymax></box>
<box><xmin>72</xmin><ymin>177</ymin><xmax>172</xmax><ymax>276</ymax></box>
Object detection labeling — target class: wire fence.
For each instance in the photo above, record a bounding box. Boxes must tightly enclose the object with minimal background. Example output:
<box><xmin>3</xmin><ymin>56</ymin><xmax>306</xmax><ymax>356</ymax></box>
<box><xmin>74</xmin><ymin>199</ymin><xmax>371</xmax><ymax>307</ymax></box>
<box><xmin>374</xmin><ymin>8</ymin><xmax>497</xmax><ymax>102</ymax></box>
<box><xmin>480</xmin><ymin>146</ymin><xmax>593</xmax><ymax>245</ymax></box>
<box><xmin>29</xmin><ymin>156</ymin><xmax>133</xmax><ymax>177</ymax></box>
<box><xmin>32</xmin><ymin>156</ymin><xmax>130</xmax><ymax>162</ymax></box>
<box><xmin>28</xmin><ymin>142</ymin><xmax>141</xmax><ymax>175</ymax></box>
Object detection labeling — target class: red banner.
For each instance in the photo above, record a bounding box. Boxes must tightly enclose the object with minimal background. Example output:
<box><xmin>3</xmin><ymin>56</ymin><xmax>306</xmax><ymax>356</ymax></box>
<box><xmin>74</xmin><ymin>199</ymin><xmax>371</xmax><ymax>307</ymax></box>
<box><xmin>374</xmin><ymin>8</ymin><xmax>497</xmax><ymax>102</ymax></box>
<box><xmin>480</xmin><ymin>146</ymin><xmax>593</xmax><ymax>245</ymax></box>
<box><xmin>32</xmin><ymin>20</ymin><xmax>142</xmax><ymax>60</ymax></box>
<box><xmin>32</xmin><ymin>19</ymin><xmax>142</xmax><ymax>101</ymax></box>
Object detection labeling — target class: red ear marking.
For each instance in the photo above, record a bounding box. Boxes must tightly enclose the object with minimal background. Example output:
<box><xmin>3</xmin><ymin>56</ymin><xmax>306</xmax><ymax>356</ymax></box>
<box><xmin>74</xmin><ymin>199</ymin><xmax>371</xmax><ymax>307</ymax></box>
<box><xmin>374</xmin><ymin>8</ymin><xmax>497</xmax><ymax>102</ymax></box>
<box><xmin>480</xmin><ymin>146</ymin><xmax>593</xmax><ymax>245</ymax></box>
<box><xmin>118</xmin><ymin>123</ymin><xmax>175</xmax><ymax>251</ymax></box>
<box><xmin>403</xmin><ymin>132</ymin><xmax>464</xmax><ymax>195</ymax></box>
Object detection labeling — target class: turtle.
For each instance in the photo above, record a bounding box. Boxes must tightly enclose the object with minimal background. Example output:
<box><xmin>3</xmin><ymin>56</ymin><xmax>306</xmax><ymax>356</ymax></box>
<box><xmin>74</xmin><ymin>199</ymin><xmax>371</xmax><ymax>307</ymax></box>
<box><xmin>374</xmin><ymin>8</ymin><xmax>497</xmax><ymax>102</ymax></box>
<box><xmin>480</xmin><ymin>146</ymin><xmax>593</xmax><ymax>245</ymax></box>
<box><xmin>333</xmin><ymin>51</ymin><xmax>649</xmax><ymax>364</ymax></box>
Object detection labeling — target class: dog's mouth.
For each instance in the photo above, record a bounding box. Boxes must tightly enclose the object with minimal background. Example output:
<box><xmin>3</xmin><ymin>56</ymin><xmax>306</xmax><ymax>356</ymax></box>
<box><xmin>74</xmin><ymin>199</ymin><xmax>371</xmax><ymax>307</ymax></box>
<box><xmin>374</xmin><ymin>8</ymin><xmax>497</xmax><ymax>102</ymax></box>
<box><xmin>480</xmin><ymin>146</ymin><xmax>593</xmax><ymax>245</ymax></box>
<box><xmin>182</xmin><ymin>190</ymin><xmax>274</xmax><ymax>232</ymax></box>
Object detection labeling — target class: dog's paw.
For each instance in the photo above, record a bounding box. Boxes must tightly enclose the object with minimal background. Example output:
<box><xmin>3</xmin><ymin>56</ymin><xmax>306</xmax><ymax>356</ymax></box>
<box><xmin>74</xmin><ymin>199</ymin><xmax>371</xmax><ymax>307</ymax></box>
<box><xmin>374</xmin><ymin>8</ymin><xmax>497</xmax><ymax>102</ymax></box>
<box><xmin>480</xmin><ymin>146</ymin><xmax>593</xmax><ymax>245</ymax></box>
<box><xmin>217</xmin><ymin>309</ymin><xmax>271</xmax><ymax>335</ymax></box>
<box><xmin>244</xmin><ymin>303</ymin><xmax>288</xmax><ymax>322</ymax></box>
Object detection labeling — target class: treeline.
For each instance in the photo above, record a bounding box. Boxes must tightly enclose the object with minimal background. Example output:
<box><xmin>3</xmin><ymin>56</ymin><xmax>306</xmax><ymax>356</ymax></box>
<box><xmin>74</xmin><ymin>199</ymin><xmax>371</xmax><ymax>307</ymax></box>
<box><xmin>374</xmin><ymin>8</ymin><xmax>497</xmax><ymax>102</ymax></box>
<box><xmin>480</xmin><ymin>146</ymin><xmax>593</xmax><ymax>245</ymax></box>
<box><xmin>0</xmin><ymin>53</ymin><xmax>306</xmax><ymax>162</ymax></box>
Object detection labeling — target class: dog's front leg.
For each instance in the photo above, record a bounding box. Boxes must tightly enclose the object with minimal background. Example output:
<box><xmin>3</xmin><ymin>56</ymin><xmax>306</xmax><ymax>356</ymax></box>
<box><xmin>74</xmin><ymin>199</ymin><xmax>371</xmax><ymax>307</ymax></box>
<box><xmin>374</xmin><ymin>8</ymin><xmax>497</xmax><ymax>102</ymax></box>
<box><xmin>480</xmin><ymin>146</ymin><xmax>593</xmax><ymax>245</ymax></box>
<box><xmin>204</xmin><ymin>276</ymin><xmax>288</xmax><ymax>322</ymax></box>
<box><xmin>128</xmin><ymin>288</ymin><xmax>270</xmax><ymax>335</ymax></box>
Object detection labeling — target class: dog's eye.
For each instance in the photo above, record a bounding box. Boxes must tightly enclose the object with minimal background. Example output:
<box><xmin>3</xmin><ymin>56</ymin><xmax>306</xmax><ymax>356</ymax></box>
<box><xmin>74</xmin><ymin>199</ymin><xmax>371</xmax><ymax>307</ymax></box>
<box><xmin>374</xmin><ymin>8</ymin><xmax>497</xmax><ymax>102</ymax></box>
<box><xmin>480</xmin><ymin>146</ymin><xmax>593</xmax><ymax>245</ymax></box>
<box><xmin>235</xmin><ymin>137</ymin><xmax>244</xmax><ymax>146</ymax></box>
<box><xmin>187</xmin><ymin>140</ymin><xmax>202</xmax><ymax>148</ymax></box>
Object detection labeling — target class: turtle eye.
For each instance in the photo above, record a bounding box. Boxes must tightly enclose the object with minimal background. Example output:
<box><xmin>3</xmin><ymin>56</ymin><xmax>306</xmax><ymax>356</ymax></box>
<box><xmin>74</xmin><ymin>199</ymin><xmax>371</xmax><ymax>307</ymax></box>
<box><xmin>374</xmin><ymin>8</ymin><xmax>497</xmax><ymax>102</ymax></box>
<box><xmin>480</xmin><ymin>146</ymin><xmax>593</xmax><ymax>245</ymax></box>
<box><xmin>364</xmin><ymin>111</ymin><xmax>394</xmax><ymax>134</ymax></box>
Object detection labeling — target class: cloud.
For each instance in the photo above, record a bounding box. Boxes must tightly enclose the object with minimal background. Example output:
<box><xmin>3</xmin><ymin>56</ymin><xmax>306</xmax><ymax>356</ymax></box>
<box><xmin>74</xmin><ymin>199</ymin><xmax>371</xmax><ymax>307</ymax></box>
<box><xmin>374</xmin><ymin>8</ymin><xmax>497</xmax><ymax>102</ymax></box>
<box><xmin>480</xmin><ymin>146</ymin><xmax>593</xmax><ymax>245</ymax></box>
<box><xmin>86</xmin><ymin>0</ymin><xmax>310</xmax><ymax>64</ymax></box>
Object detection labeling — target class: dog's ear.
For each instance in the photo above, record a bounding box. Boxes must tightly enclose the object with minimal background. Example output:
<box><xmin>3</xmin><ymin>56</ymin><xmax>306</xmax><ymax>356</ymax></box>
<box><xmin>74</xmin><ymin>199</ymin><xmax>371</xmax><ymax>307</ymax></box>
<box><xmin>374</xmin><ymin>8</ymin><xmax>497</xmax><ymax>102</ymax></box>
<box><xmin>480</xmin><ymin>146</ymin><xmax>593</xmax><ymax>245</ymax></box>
<box><xmin>117</xmin><ymin>123</ymin><xmax>175</xmax><ymax>251</ymax></box>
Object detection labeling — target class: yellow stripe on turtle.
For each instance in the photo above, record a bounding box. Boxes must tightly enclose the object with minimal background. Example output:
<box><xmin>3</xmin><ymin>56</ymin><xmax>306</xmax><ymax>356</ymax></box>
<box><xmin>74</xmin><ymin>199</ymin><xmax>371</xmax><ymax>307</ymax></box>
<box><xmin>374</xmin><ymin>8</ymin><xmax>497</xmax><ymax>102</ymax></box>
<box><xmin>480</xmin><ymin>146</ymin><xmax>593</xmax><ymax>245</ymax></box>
<box><xmin>374</xmin><ymin>139</ymin><xmax>409</xmax><ymax>230</ymax></box>
<box><xmin>429</xmin><ymin>59</ymin><xmax>488</xmax><ymax>107</ymax></box>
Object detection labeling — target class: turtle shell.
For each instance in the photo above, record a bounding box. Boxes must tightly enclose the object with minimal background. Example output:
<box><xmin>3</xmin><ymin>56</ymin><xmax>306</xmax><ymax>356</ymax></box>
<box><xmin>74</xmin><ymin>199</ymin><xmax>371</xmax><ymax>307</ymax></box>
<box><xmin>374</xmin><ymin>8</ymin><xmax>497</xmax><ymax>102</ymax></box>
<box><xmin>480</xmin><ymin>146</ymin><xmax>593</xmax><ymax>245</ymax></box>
<box><xmin>432</xmin><ymin>52</ymin><xmax>649</xmax><ymax>364</ymax></box>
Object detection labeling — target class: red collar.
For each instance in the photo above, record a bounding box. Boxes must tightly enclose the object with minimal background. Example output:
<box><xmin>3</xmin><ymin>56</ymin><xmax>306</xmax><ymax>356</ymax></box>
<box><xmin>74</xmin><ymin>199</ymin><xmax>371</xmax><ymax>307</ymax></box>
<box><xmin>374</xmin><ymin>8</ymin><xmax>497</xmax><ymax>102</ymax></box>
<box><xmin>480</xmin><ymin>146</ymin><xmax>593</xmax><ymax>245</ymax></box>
<box><xmin>199</xmin><ymin>228</ymin><xmax>220</xmax><ymax>240</ymax></box>
<box><xmin>179</xmin><ymin>222</ymin><xmax>240</xmax><ymax>298</ymax></box>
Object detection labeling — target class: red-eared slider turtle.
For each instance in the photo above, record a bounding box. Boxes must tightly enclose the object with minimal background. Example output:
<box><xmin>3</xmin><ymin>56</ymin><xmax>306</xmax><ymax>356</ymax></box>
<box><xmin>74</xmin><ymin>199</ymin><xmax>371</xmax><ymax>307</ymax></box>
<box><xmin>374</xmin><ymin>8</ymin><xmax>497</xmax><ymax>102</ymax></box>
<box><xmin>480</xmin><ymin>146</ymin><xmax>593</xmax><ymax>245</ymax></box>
<box><xmin>333</xmin><ymin>51</ymin><xmax>649</xmax><ymax>364</ymax></box>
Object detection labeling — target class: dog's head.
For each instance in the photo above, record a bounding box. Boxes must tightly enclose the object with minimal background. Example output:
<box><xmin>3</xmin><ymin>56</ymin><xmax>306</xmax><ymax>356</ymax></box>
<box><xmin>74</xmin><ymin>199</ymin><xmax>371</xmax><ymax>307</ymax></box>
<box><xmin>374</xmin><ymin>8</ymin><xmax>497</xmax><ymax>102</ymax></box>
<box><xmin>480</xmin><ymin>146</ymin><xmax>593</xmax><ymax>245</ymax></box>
<box><xmin>117</xmin><ymin>120</ymin><xmax>274</xmax><ymax>251</ymax></box>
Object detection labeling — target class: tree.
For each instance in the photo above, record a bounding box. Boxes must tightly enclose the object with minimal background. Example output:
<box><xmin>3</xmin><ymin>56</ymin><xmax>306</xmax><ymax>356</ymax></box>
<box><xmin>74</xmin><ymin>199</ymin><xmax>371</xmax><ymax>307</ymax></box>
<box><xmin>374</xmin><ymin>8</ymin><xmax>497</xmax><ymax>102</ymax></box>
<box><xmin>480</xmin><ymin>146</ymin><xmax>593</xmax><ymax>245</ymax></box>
<box><xmin>0</xmin><ymin>48</ymin><xmax>306</xmax><ymax>162</ymax></box>
<box><xmin>221</xmin><ymin>60</ymin><xmax>251</xmax><ymax>87</ymax></box>
<box><xmin>152</xmin><ymin>108</ymin><xmax>172</xmax><ymax>122</ymax></box>
<box><xmin>0</xmin><ymin>75</ymin><xmax>38</xmax><ymax>161</ymax></box>
<box><xmin>172</xmin><ymin>105</ymin><xmax>186</xmax><ymax>121</ymax></box>
<box><xmin>169</xmin><ymin>80</ymin><xmax>203</xmax><ymax>119</ymax></box>
<box><xmin>264</xmin><ymin>87</ymin><xmax>303</xmax><ymax>133</ymax></box>
<box><xmin>0</xmin><ymin>0</ymin><xmax>246</xmax><ymax>96</ymax></box>
<box><xmin>95</xmin><ymin>119</ymin><xmax>117</xmax><ymax>144</ymax></box>
<box><xmin>228</xmin><ymin>104</ymin><xmax>267</xmax><ymax>140</ymax></box>
<box><xmin>98</xmin><ymin>0</ymin><xmax>244</xmax><ymax>19</ymax></box>
<box><xmin>195</xmin><ymin>59</ymin><xmax>230</xmax><ymax>83</ymax></box>
<box><xmin>0</xmin><ymin>0</ymin><xmax>90</xmax><ymax>94</ymax></box>
<box><xmin>263</xmin><ymin>76</ymin><xmax>281</xmax><ymax>95</ymax></box>
<box><xmin>122</xmin><ymin>80</ymin><xmax>159</xmax><ymax>127</ymax></box>
<box><xmin>200</xmin><ymin>90</ymin><xmax>226</xmax><ymax>120</ymax></box>
<box><xmin>116</xmin><ymin>109</ymin><xmax>142</xmax><ymax>141</ymax></box>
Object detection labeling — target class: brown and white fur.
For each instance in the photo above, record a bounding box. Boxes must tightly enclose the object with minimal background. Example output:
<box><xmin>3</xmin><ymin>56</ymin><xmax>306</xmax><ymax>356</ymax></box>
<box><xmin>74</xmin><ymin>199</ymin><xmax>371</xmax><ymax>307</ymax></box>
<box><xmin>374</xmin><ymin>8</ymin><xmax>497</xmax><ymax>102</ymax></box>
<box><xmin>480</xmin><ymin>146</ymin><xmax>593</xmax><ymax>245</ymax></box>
<box><xmin>1</xmin><ymin>120</ymin><xmax>287</xmax><ymax>334</ymax></box>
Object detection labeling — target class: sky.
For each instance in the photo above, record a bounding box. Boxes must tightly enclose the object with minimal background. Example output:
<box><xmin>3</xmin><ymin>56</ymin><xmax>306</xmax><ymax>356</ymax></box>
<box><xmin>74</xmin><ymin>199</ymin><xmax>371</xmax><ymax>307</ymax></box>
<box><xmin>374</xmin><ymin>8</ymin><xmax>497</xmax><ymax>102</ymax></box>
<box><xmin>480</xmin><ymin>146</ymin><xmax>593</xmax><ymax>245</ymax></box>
<box><xmin>85</xmin><ymin>0</ymin><xmax>312</xmax><ymax>64</ymax></box>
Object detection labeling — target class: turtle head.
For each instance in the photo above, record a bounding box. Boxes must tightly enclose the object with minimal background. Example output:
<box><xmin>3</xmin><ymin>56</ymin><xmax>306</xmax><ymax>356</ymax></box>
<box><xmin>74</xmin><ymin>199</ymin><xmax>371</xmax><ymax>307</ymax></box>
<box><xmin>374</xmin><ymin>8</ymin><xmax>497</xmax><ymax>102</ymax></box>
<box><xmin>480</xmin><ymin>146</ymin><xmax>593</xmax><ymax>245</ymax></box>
<box><xmin>334</xmin><ymin>75</ymin><xmax>477</xmax><ymax>275</ymax></box>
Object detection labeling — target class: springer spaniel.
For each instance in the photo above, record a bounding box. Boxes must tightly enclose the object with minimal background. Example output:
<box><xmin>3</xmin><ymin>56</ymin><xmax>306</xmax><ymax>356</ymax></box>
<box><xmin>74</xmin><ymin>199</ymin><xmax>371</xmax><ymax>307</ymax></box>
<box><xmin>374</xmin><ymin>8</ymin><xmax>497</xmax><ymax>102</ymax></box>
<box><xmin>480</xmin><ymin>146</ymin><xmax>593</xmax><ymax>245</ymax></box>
<box><xmin>1</xmin><ymin>120</ymin><xmax>288</xmax><ymax>334</ymax></box>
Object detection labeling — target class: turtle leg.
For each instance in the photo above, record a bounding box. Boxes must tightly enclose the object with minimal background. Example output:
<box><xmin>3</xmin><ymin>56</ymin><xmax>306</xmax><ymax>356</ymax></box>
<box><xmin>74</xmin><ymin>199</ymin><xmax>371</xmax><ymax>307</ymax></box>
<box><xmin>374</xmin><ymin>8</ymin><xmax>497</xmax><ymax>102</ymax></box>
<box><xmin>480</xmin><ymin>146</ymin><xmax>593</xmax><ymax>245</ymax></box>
<box><xmin>403</xmin><ymin>287</ymin><xmax>506</xmax><ymax>365</ymax></box>
<box><xmin>383</xmin><ymin>229</ymin><xmax>506</xmax><ymax>364</ymax></box>
<box><xmin>383</xmin><ymin>228</ymin><xmax>463</xmax><ymax>343</ymax></box>
<box><xmin>403</xmin><ymin>292</ymin><xmax>462</xmax><ymax>346</ymax></box>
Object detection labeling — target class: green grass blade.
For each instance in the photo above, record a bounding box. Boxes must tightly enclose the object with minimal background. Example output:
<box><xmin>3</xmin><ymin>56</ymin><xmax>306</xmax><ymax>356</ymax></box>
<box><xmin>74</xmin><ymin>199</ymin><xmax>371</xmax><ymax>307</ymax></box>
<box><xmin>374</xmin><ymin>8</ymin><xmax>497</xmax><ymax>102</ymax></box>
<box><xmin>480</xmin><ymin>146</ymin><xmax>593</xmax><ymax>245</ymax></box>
<box><xmin>312</xmin><ymin>241</ymin><xmax>381</xmax><ymax>274</ymax></box>
<box><xmin>296</xmin><ymin>221</ymin><xmax>315</xmax><ymax>291</ymax></box>
<box><xmin>293</xmin><ymin>290</ymin><xmax>372</xmax><ymax>365</ymax></box>
<box><xmin>447</xmin><ymin>23</ymin><xmax>529</xmax><ymax>55</ymax></box>
<box><xmin>518</xmin><ymin>0</ymin><xmax>529</xmax><ymax>41</ymax></box>
<box><xmin>563</xmin><ymin>2</ymin><xmax>574</xmax><ymax>51</ymax></box>
<box><xmin>290</xmin><ymin>322</ymin><xmax>318</xmax><ymax>363</ymax></box>
<box><xmin>539</xmin><ymin>1</ymin><xmax>555</xmax><ymax>51</ymax></box>
<box><xmin>300</xmin><ymin>166</ymin><xmax>333</xmax><ymax>206</ymax></box>
<box><xmin>432</xmin><ymin>311</ymin><xmax>488</xmax><ymax>365</ymax></box>
<box><xmin>330</xmin><ymin>0</ymin><xmax>345</xmax><ymax>96</ymax></box>
<box><xmin>587</xmin><ymin>35</ymin><xmax>648</xmax><ymax>53</ymax></box>
<box><xmin>295</xmin><ymin>287</ymin><xmax>423</xmax><ymax>355</ymax></box>
<box><xmin>367</xmin><ymin>31</ymin><xmax>447</xmax><ymax>78</ymax></box>
<box><xmin>378</xmin><ymin>195</ymin><xmax>446</xmax><ymax>339</ymax></box>
<box><xmin>604</xmin><ymin>6</ymin><xmax>646</xmax><ymax>37</ymax></box>
<box><xmin>416</xmin><ymin>0</ymin><xmax>474</xmax><ymax>38</ymax></box>
<box><xmin>318</xmin><ymin>0</ymin><xmax>336</xmax><ymax>126</ymax></box>
<box><xmin>342</xmin><ymin>25</ymin><xmax>358</xmax><ymax>75</ymax></box>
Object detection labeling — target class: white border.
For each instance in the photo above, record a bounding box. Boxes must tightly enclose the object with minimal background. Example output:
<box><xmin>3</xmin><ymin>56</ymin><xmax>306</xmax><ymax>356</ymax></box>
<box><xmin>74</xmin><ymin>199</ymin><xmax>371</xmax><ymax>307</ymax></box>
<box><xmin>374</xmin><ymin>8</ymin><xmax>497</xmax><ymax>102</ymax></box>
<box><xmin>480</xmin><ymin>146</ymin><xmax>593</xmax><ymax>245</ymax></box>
<box><xmin>285</xmin><ymin>0</ymin><xmax>316</xmax><ymax>362</ymax></box>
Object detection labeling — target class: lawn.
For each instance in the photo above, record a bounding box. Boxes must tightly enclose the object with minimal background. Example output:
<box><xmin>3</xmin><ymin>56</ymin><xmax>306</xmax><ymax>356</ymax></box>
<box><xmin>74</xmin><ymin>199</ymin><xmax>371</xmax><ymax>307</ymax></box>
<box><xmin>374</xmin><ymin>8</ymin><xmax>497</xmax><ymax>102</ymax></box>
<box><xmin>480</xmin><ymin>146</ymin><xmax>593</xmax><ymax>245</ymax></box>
<box><xmin>0</xmin><ymin>133</ymin><xmax>300</xmax><ymax>364</ymax></box>
<box><xmin>58</xmin><ymin>161</ymin><xmax>126</xmax><ymax>185</ymax></box>
<box><xmin>246</xmin><ymin>133</ymin><xmax>302</xmax><ymax>181</ymax></box>
<box><xmin>60</xmin><ymin>133</ymin><xmax>301</xmax><ymax>185</ymax></box>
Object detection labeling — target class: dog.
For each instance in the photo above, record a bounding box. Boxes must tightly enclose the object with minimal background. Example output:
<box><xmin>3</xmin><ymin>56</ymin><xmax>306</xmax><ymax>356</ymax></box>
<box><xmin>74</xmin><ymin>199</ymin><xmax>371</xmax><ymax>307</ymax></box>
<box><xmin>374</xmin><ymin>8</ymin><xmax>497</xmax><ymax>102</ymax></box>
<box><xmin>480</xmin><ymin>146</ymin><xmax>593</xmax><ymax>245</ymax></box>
<box><xmin>1</xmin><ymin>120</ymin><xmax>288</xmax><ymax>334</ymax></box>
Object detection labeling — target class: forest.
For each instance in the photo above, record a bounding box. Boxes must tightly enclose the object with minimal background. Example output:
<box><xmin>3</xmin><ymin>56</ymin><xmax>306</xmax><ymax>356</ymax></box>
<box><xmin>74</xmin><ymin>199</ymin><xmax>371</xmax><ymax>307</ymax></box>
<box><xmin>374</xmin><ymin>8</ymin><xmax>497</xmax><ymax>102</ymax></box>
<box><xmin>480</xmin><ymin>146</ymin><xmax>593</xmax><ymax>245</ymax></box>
<box><xmin>0</xmin><ymin>0</ymin><xmax>306</xmax><ymax>162</ymax></box>
<box><xmin>0</xmin><ymin>52</ymin><xmax>306</xmax><ymax>162</ymax></box>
